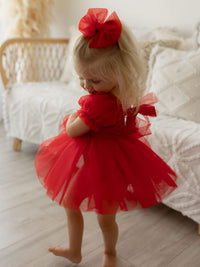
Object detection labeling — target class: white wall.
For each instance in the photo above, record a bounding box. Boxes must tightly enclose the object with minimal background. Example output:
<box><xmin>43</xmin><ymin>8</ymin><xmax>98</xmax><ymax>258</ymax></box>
<box><xmin>51</xmin><ymin>0</ymin><xmax>200</xmax><ymax>38</ymax></box>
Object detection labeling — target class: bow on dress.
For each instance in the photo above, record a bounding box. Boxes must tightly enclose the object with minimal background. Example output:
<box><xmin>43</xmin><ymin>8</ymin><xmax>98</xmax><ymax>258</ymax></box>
<box><xmin>79</xmin><ymin>8</ymin><xmax>122</xmax><ymax>48</ymax></box>
<box><xmin>125</xmin><ymin>92</ymin><xmax>158</xmax><ymax>138</ymax></box>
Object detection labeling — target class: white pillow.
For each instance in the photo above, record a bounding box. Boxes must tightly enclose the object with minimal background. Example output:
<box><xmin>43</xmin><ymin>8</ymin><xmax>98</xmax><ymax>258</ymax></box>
<box><xmin>179</xmin><ymin>37</ymin><xmax>194</xmax><ymax>51</ymax></box>
<box><xmin>147</xmin><ymin>46</ymin><xmax>200</xmax><ymax>123</ymax></box>
<box><xmin>152</xmin><ymin>27</ymin><xmax>183</xmax><ymax>42</ymax></box>
<box><xmin>60</xmin><ymin>26</ymin><xmax>81</xmax><ymax>83</ymax></box>
<box><xmin>152</xmin><ymin>27</ymin><xmax>194</xmax><ymax>51</ymax></box>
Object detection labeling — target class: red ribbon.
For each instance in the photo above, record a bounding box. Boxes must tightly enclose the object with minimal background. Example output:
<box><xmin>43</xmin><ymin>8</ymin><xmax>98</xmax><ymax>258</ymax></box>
<box><xmin>127</xmin><ymin>93</ymin><xmax>158</xmax><ymax>117</ymax></box>
<box><xmin>79</xmin><ymin>8</ymin><xmax>122</xmax><ymax>48</ymax></box>
<box><xmin>125</xmin><ymin>93</ymin><xmax>158</xmax><ymax>137</ymax></box>
<box><xmin>138</xmin><ymin>104</ymin><xmax>157</xmax><ymax>117</ymax></box>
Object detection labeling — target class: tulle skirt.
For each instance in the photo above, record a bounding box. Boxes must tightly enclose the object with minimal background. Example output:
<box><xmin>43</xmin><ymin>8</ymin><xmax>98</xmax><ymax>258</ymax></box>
<box><xmin>35</xmin><ymin>116</ymin><xmax>177</xmax><ymax>215</ymax></box>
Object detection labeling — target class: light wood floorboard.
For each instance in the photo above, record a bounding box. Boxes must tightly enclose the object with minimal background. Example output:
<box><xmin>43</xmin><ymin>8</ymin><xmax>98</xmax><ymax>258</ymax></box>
<box><xmin>0</xmin><ymin>122</ymin><xmax>200</xmax><ymax>267</ymax></box>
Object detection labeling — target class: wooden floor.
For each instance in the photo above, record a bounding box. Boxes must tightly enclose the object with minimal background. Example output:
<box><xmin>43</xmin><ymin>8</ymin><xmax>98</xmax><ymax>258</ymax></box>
<box><xmin>0</xmin><ymin>122</ymin><xmax>200</xmax><ymax>267</ymax></box>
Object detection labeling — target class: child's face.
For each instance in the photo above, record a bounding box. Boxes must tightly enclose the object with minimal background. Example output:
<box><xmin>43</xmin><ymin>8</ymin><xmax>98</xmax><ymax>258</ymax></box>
<box><xmin>75</xmin><ymin>66</ymin><xmax>117</xmax><ymax>95</ymax></box>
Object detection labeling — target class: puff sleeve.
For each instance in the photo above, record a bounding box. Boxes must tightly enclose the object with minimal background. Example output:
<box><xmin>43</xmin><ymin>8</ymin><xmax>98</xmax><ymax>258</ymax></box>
<box><xmin>77</xmin><ymin>94</ymin><xmax>118</xmax><ymax>132</ymax></box>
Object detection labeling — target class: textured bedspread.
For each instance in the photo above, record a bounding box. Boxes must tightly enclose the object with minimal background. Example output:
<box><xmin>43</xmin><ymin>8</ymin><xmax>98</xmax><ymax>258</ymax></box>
<box><xmin>149</xmin><ymin>115</ymin><xmax>200</xmax><ymax>223</ymax></box>
<box><xmin>4</xmin><ymin>81</ymin><xmax>84</xmax><ymax>144</ymax></box>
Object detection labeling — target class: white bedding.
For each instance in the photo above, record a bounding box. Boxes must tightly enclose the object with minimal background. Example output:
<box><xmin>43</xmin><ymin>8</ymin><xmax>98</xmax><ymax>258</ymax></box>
<box><xmin>148</xmin><ymin>115</ymin><xmax>200</xmax><ymax>223</ymax></box>
<box><xmin>4</xmin><ymin>81</ymin><xmax>84</xmax><ymax>144</ymax></box>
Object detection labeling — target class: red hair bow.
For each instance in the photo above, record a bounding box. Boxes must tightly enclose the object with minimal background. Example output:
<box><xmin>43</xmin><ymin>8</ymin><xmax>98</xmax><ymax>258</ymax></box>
<box><xmin>78</xmin><ymin>8</ymin><xmax>122</xmax><ymax>48</ymax></box>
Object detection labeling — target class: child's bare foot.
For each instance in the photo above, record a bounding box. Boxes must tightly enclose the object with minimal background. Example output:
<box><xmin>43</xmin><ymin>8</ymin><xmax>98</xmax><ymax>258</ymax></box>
<box><xmin>48</xmin><ymin>246</ymin><xmax>82</xmax><ymax>263</ymax></box>
<box><xmin>102</xmin><ymin>252</ymin><xmax>117</xmax><ymax>267</ymax></box>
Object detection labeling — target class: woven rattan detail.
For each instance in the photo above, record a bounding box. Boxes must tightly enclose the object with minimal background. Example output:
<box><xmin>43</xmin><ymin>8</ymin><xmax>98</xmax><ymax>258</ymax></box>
<box><xmin>0</xmin><ymin>38</ymin><xmax>69</xmax><ymax>89</ymax></box>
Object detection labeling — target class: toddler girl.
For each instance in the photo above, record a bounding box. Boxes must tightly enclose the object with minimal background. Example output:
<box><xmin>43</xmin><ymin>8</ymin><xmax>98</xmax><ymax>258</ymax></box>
<box><xmin>35</xmin><ymin>8</ymin><xmax>177</xmax><ymax>267</ymax></box>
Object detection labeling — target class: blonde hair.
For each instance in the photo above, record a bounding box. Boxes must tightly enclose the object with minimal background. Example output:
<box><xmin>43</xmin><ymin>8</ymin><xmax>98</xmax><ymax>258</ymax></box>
<box><xmin>73</xmin><ymin>23</ymin><xmax>146</xmax><ymax>111</ymax></box>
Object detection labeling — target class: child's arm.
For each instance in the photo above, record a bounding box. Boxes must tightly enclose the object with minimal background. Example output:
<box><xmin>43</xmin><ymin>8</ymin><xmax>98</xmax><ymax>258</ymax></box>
<box><xmin>66</xmin><ymin>112</ymin><xmax>90</xmax><ymax>137</ymax></box>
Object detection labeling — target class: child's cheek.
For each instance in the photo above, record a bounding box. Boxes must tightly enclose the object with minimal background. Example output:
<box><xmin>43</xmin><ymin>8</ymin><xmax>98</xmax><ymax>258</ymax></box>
<box><xmin>80</xmin><ymin>81</ymin><xmax>84</xmax><ymax>89</ymax></box>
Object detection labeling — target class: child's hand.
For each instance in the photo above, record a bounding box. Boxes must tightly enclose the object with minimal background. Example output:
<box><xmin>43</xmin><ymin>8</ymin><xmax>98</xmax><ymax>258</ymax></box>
<box><xmin>66</xmin><ymin>112</ymin><xmax>90</xmax><ymax>138</ymax></box>
<box><xmin>69</xmin><ymin>112</ymin><xmax>78</xmax><ymax>122</ymax></box>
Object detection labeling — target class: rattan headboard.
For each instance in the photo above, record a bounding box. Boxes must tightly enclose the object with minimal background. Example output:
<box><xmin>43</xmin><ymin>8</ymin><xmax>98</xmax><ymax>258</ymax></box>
<box><xmin>0</xmin><ymin>38</ymin><xmax>69</xmax><ymax>89</ymax></box>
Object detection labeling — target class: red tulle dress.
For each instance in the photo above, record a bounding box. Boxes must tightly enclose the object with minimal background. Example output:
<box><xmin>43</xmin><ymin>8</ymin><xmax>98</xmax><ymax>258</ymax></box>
<box><xmin>35</xmin><ymin>92</ymin><xmax>177</xmax><ymax>214</ymax></box>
